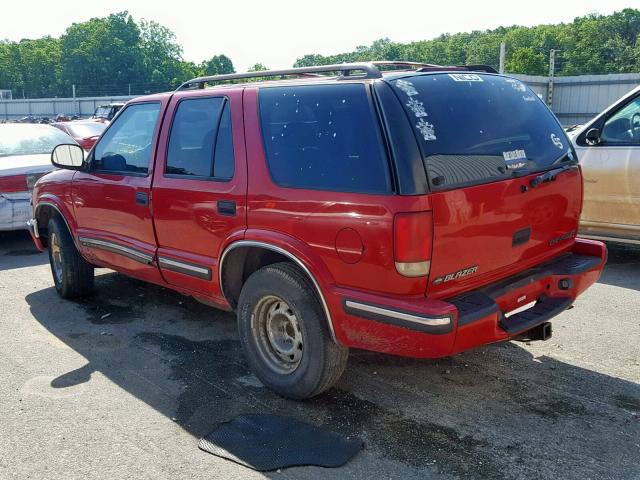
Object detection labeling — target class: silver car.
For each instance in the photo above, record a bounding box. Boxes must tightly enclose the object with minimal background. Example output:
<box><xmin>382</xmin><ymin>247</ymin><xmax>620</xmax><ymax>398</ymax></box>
<box><xmin>570</xmin><ymin>85</ymin><xmax>640</xmax><ymax>245</ymax></box>
<box><xmin>0</xmin><ymin>124</ymin><xmax>74</xmax><ymax>231</ymax></box>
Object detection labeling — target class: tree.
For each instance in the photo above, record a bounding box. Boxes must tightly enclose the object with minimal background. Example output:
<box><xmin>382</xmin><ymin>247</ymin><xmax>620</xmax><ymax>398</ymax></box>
<box><xmin>247</xmin><ymin>63</ymin><xmax>268</xmax><ymax>72</ymax></box>
<box><xmin>506</xmin><ymin>47</ymin><xmax>546</xmax><ymax>75</ymax></box>
<box><xmin>139</xmin><ymin>19</ymin><xmax>186</xmax><ymax>90</ymax></box>
<box><xmin>60</xmin><ymin>11</ymin><xmax>146</xmax><ymax>96</ymax></box>
<box><xmin>201</xmin><ymin>54</ymin><xmax>234</xmax><ymax>75</ymax></box>
<box><xmin>0</xmin><ymin>41</ymin><xmax>23</xmax><ymax>96</ymax></box>
<box><xmin>17</xmin><ymin>38</ymin><xmax>62</xmax><ymax>97</ymax></box>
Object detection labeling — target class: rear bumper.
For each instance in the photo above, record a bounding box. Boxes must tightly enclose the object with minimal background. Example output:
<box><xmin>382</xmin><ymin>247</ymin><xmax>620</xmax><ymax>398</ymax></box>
<box><xmin>330</xmin><ymin>238</ymin><xmax>607</xmax><ymax>358</ymax></box>
<box><xmin>0</xmin><ymin>195</ymin><xmax>32</xmax><ymax>231</ymax></box>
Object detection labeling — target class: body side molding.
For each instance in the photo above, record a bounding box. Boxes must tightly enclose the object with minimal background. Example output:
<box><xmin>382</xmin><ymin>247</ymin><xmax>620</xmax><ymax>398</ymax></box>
<box><xmin>78</xmin><ymin>236</ymin><xmax>154</xmax><ymax>264</ymax></box>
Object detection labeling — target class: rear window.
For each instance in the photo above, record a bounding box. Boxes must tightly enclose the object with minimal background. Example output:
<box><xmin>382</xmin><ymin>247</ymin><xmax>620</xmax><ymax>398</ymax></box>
<box><xmin>389</xmin><ymin>74</ymin><xmax>575</xmax><ymax>190</ymax></box>
<box><xmin>66</xmin><ymin>122</ymin><xmax>106</xmax><ymax>139</ymax></box>
<box><xmin>0</xmin><ymin>124</ymin><xmax>73</xmax><ymax>157</ymax></box>
<box><xmin>259</xmin><ymin>84</ymin><xmax>391</xmax><ymax>194</ymax></box>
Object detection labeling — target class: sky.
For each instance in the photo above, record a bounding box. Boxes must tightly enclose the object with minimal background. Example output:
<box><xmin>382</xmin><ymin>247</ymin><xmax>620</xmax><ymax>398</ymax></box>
<box><xmin>0</xmin><ymin>0</ymin><xmax>635</xmax><ymax>71</ymax></box>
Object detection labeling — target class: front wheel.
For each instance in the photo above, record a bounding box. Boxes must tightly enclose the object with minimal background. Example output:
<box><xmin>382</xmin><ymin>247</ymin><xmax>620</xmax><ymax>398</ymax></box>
<box><xmin>237</xmin><ymin>262</ymin><xmax>348</xmax><ymax>399</ymax></box>
<box><xmin>48</xmin><ymin>216</ymin><xmax>94</xmax><ymax>298</ymax></box>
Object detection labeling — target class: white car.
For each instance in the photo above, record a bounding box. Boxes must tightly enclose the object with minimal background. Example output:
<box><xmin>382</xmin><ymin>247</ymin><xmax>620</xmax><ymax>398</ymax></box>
<box><xmin>0</xmin><ymin>124</ymin><xmax>75</xmax><ymax>231</ymax></box>
<box><xmin>571</xmin><ymin>85</ymin><xmax>640</xmax><ymax>245</ymax></box>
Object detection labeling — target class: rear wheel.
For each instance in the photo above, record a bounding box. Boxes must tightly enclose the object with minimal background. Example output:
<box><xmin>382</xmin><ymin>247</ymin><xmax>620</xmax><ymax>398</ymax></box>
<box><xmin>237</xmin><ymin>262</ymin><xmax>348</xmax><ymax>399</ymax></box>
<box><xmin>48</xmin><ymin>216</ymin><xmax>94</xmax><ymax>298</ymax></box>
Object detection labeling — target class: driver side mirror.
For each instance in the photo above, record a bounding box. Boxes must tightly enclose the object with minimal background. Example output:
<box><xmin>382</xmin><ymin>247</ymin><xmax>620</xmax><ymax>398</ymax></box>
<box><xmin>51</xmin><ymin>144</ymin><xmax>86</xmax><ymax>170</ymax></box>
<box><xmin>585</xmin><ymin>128</ymin><xmax>601</xmax><ymax>146</ymax></box>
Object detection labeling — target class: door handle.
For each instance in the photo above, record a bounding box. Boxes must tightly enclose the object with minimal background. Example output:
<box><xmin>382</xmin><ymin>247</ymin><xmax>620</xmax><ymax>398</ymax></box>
<box><xmin>135</xmin><ymin>192</ymin><xmax>149</xmax><ymax>206</ymax></box>
<box><xmin>217</xmin><ymin>200</ymin><xmax>236</xmax><ymax>216</ymax></box>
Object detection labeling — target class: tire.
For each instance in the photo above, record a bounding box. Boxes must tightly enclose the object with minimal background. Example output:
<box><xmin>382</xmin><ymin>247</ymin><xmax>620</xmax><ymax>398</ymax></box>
<box><xmin>237</xmin><ymin>262</ymin><xmax>348</xmax><ymax>400</ymax></box>
<box><xmin>48</xmin><ymin>216</ymin><xmax>94</xmax><ymax>298</ymax></box>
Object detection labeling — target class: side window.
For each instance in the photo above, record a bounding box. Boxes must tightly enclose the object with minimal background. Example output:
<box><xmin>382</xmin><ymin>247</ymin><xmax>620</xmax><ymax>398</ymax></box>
<box><xmin>94</xmin><ymin>103</ymin><xmax>161</xmax><ymax>174</ymax></box>
<box><xmin>166</xmin><ymin>97</ymin><xmax>234</xmax><ymax>180</ymax></box>
<box><xmin>258</xmin><ymin>84</ymin><xmax>391</xmax><ymax>193</ymax></box>
<box><xmin>601</xmin><ymin>96</ymin><xmax>640</xmax><ymax>144</ymax></box>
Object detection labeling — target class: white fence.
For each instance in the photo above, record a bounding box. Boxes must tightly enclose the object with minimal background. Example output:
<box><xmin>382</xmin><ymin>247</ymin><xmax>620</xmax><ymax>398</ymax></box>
<box><xmin>0</xmin><ymin>95</ymin><xmax>133</xmax><ymax>120</ymax></box>
<box><xmin>1</xmin><ymin>73</ymin><xmax>639</xmax><ymax>125</ymax></box>
<box><xmin>513</xmin><ymin>73</ymin><xmax>640</xmax><ymax>125</ymax></box>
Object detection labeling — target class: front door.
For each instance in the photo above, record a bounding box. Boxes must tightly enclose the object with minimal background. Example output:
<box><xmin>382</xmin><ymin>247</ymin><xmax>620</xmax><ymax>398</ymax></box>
<box><xmin>151</xmin><ymin>89</ymin><xmax>247</xmax><ymax>303</ymax></box>
<box><xmin>577</xmin><ymin>94</ymin><xmax>640</xmax><ymax>236</ymax></box>
<box><xmin>73</xmin><ymin>99</ymin><xmax>168</xmax><ymax>284</ymax></box>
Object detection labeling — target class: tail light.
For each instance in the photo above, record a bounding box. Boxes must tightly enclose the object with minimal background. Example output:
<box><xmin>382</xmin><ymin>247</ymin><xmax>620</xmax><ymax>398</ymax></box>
<box><xmin>393</xmin><ymin>211</ymin><xmax>433</xmax><ymax>277</ymax></box>
<box><xmin>0</xmin><ymin>174</ymin><xmax>29</xmax><ymax>193</ymax></box>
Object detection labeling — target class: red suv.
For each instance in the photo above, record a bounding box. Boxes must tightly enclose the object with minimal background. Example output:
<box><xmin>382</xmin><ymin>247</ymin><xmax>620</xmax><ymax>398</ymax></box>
<box><xmin>28</xmin><ymin>62</ymin><xmax>606</xmax><ymax>399</ymax></box>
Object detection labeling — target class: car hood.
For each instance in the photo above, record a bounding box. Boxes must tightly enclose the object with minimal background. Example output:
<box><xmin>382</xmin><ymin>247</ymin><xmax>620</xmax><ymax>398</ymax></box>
<box><xmin>0</xmin><ymin>153</ymin><xmax>54</xmax><ymax>177</ymax></box>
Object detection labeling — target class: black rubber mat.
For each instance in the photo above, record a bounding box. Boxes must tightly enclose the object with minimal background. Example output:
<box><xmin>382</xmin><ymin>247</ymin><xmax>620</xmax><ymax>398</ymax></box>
<box><xmin>198</xmin><ymin>414</ymin><xmax>363</xmax><ymax>471</ymax></box>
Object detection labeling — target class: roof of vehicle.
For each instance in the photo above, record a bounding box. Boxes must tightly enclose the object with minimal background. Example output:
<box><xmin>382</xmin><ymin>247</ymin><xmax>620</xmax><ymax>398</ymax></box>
<box><xmin>54</xmin><ymin>119</ymin><xmax>107</xmax><ymax>126</ymax></box>
<box><xmin>128</xmin><ymin>62</ymin><xmax>500</xmax><ymax>104</ymax></box>
<box><xmin>0</xmin><ymin>123</ymin><xmax>61</xmax><ymax>132</ymax></box>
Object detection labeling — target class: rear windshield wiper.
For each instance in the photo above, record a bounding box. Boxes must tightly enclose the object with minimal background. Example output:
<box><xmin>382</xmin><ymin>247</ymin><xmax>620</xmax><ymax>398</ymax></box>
<box><xmin>530</xmin><ymin>163</ymin><xmax>576</xmax><ymax>188</ymax></box>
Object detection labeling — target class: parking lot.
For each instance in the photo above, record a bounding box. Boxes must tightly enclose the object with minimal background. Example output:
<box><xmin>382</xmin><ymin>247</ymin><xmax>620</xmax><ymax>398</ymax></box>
<box><xmin>0</xmin><ymin>230</ymin><xmax>638</xmax><ymax>480</ymax></box>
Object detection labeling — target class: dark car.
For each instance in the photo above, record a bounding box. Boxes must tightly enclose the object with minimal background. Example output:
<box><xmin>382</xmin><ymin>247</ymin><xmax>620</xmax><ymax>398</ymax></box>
<box><xmin>91</xmin><ymin>103</ymin><xmax>125</xmax><ymax>123</ymax></box>
<box><xmin>29</xmin><ymin>62</ymin><xmax>606</xmax><ymax>399</ymax></box>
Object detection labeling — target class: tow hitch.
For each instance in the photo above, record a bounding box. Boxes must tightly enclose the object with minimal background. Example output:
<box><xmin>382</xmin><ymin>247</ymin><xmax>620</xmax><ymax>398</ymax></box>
<box><xmin>516</xmin><ymin>322</ymin><xmax>553</xmax><ymax>342</ymax></box>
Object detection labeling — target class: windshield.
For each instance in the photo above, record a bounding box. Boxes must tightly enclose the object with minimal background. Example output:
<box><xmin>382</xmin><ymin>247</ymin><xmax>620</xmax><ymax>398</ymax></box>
<box><xmin>0</xmin><ymin>124</ymin><xmax>74</xmax><ymax>157</ymax></box>
<box><xmin>67</xmin><ymin>122</ymin><xmax>106</xmax><ymax>138</ymax></box>
<box><xmin>389</xmin><ymin>73</ymin><xmax>575</xmax><ymax>190</ymax></box>
<box><xmin>94</xmin><ymin>106</ymin><xmax>111</xmax><ymax>118</ymax></box>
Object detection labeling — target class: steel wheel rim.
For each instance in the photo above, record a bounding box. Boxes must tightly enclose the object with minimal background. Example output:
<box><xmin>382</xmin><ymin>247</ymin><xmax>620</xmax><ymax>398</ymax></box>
<box><xmin>252</xmin><ymin>295</ymin><xmax>303</xmax><ymax>374</ymax></box>
<box><xmin>50</xmin><ymin>232</ymin><xmax>63</xmax><ymax>283</ymax></box>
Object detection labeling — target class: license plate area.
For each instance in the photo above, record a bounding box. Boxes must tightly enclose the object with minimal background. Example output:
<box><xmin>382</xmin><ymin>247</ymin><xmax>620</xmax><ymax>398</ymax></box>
<box><xmin>504</xmin><ymin>299</ymin><xmax>538</xmax><ymax>318</ymax></box>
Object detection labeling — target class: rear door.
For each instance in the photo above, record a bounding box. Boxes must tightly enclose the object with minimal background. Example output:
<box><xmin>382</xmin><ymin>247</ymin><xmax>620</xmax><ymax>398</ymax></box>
<box><xmin>387</xmin><ymin>74</ymin><xmax>582</xmax><ymax>298</ymax></box>
<box><xmin>151</xmin><ymin>89</ymin><xmax>247</xmax><ymax>302</ymax></box>
<box><xmin>73</xmin><ymin>99</ymin><xmax>168</xmax><ymax>284</ymax></box>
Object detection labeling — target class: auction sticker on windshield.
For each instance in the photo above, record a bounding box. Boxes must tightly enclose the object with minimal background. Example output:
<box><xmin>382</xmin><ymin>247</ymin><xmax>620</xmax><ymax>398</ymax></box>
<box><xmin>448</xmin><ymin>73</ymin><xmax>483</xmax><ymax>82</ymax></box>
<box><xmin>503</xmin><ymin>149</ymin><xmax>528</xmax><ymax>170</ymax></box>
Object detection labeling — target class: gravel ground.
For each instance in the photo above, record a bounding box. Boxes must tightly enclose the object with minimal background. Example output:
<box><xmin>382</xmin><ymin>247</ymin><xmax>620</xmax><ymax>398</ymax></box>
<box><xmin>0</xmin><ymin>230</ymin><xmax>638</xmax><ymax>480</ymax></box>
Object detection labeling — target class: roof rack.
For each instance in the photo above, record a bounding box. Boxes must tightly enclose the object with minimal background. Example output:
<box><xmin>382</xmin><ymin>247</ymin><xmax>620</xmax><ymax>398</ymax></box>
<box><xmin>175</xmin><ymin>63</ymin><xmax>383</xmax><ymax>91</ymax></box>
<box><xmin>175</xmin><ymin>61</ymin><xmax>498</xmax><ymax>91</ymax></box>
<box><xmin>416</xmin><ymin>64</ymin><xmax>498</xmax><ymax>74</ymax></box>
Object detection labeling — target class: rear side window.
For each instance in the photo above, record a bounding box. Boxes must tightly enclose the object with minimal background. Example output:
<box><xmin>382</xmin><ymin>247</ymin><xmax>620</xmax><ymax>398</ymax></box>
<box><xmin>259</xmin><ymin>84</ymin><xmax>391</xmax><ymax>194</ymax></box>
<box><xmin>166</xmin><ymin>97</ymin><xmax>234</xmax><ymax>180</ymax></box>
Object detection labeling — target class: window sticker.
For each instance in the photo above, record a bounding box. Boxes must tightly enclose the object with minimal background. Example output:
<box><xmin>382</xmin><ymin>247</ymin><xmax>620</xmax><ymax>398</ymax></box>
<box><xmin>505</xmin><ymin>78</ymin><xmax>527</xmax><ymax>92</ymax></box>
<box><xmin>416</xmin><ymin>118</ymin><xmax>437</xmax><ymax>141</ymax></box>
<box><xmin>550</xmin><ymin>133</ymin><xmax>564</xmax><ymax>150</ymax></box>
<box><xmin>522</xmin><ymin>95</ymin><xmax>536</xmax><ymax>102</ymax></box>
<box><xmin>394</xmin><ymin>79</ymin><xmax>418</xmax><ymax>96</ymax></box>
<box><xmin>406</xmin><ymin>97</ymin><xmax>428</xmax><ymax>117</ymax></box>
<box><xmin>503</xmin><ymin>149</ymin><xmax>528</xmax><ymax>169</ymax></box>
<box><xmin>448</xmin><ymin>73</ymin><xmax>483</xmax><ymax>82</ymax></box>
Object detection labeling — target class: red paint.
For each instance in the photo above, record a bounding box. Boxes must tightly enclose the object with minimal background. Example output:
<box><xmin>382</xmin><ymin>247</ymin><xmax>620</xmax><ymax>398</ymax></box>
<box><xmin>393</xmin><ymin>211</ymin><xmax>432</xmax><ymax>262</ymax></box>
<box><xmin>31</xmin><ymin>79</ymin><xmax>606</xmax><ymax>360</ymax></box>
<box><xmin>334</xmin><ymin>228</ymin><xmax>364</xmax><ymax>264</ymax></box>
<box><xmin>151</xmin><ymin>89</ymin><xmax>248</xmax><ymax>301</ymax></box>
<box><xmin>52</xmin><ymin>121</ymin><xmax>106</xmax><ymax>151</ymax></box>
<box><xmin>0</xmin><ymin>174</ymin><xmax>28</xmax><ymax>193</ymax></box>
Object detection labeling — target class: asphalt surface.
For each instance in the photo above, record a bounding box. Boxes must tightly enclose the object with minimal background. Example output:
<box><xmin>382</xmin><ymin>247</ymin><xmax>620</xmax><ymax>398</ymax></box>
<box><xmin>0</xmin><ymin>230</ymin><xmax>638</xmax><ymax>480</ymax></box>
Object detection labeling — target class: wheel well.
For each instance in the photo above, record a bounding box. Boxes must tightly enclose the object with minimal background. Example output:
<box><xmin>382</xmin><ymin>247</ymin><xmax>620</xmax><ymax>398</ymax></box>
<box><xmin>34</xmin><ymin>205</ymin><xmax>56</xmax><ymax>247</ymax></box>
<box><xmin>220</xmin><ymin>246</ymin><xmax>295</xmax><ymax>309</ymax></box>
